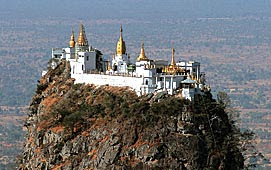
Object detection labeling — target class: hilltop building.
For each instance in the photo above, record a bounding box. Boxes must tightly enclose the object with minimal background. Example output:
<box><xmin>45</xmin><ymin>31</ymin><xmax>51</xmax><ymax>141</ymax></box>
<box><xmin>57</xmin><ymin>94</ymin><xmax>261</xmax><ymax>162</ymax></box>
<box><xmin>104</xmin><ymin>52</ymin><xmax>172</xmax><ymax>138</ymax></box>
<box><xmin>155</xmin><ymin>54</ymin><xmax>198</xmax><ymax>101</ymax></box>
<box><xmin>111</xmin><ymin>25</ymin><xmax>129</xmax><ymax>74</ymax></box>
<box><xmin>50</xmin><ymin>23</ymin><xmax>210</xmax><ymax>100</ymax></box>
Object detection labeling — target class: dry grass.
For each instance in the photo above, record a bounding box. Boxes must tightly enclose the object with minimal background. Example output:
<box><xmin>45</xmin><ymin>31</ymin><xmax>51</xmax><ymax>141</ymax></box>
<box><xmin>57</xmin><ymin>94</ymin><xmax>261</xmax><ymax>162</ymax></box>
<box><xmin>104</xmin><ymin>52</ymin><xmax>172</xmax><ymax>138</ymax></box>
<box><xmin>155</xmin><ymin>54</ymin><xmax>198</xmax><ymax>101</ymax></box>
<box><xmin>51</xmin><ymin>125</ymin><xmax>65</xmax><ymax>133</ymax></box>
<box><xmin>52</xmin><ymin>161</ymin><xmax>70</xmax><ymax>170</ymax></box>
<box><xmin>88</xmin><ymin>148</ymin><xmax>97</xmax><ymax>160</ymax></box>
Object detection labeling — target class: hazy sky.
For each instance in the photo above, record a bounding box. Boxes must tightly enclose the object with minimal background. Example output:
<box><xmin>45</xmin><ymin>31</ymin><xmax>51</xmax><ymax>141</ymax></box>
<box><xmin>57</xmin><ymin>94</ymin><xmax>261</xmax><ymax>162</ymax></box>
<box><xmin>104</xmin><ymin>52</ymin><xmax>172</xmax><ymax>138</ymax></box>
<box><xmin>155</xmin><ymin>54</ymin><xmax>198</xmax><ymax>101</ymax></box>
<box><xmin>0</xmin><ymin>0</ymin><xmax>270</xmax><ymax>20</ymax></box>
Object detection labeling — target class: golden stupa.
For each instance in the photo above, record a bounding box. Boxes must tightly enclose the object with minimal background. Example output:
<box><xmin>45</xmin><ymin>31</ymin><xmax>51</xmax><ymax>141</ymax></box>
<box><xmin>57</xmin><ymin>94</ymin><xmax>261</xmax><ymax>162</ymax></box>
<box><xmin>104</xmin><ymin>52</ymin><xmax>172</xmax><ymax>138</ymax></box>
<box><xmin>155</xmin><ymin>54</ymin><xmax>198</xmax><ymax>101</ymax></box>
<box><xmin>170</xmin><ymin>48</ymin><xmax>176</xmax><ymax>67</ymax></box>
<box><xmin>77</xmin><ymin>23</ymin><xmax>88</xmax><ymax>46</ymax></box>
<box><xmin>165</xmin><ymin>48</ymin><xmax>178</xmax><ymax>74</ymax></box>
<box><xmin>69</xmin><ymin>29</ymin><xmax>75</xmax><ymax>48</ymax></box>
<box><xmin>136</xmin><ymin>42</ymin><xmax>149</xmax><ymax>61</ymax></box>
<box><xmin>116</xmin><ymin>25</ymin><xmax>126</xmax><ymax>55</ymax></box>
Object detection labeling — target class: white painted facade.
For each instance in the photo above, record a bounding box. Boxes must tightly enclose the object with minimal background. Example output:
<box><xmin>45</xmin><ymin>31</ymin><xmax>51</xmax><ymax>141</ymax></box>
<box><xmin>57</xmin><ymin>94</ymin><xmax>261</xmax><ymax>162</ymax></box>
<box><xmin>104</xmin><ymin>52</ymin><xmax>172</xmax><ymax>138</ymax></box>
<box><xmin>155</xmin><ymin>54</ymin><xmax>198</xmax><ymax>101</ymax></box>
<box><xmin>72</xmin><ymin>73</ymin><xmax>143</xmax><ymax>95</ymax></box>
<box><xmin>51</xmin><ymin>45</ymin><xmax>206</xmax><ymax>100</ymax></box>
<box><xmin>177</xmin><ymin>61</ymin><xmax>201</xmax><ymax>80</ymax></box>
<box><xmin>112</xmin><ymin>54</ymin><xmax>128</xmax><ymax>74</ymax></box>
<box><xmin>52</xmin><ymin>46</ymin><xmax>104</xmax><ymax>75</ymax></box>
<box><xmin>48</xmin><ymin>24</ymin><xmax>210</xmax><ymax>101</ymax></box>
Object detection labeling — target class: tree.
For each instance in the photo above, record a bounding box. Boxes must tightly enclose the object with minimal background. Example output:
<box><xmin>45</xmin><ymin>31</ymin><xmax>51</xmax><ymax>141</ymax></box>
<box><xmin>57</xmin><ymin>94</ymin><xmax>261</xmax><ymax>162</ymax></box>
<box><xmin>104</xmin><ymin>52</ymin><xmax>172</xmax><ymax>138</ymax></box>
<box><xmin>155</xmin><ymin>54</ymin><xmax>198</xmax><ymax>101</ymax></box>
<box><xmin>217</xmin><ymin>91</ymin><xmax>231</xmax><ymax>108</ymax></box>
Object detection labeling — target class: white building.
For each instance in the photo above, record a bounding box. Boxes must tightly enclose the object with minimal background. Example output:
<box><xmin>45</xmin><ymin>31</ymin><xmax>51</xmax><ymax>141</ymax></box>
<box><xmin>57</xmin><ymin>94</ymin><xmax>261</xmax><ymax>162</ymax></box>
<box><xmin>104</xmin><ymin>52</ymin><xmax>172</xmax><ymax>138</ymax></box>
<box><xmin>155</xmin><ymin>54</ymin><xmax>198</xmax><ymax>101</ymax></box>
<box><xmin>50</xmin><ymin>23</ymin><xmax>210</xmax><ymax>100</ymax></box>
<box><xmin>177</xmin><ymin>61</ymin><xmax>201</xmax><ymax>81</ymax></box>
<box><xmin>52</xmin><ymin>24</ymin><xmax>105</xmax><ymax>75</ymax></box>
<box><xmin>111</xmin><ymin>26</ymin><xmax>129</xmax><ymax>74</ymax></box>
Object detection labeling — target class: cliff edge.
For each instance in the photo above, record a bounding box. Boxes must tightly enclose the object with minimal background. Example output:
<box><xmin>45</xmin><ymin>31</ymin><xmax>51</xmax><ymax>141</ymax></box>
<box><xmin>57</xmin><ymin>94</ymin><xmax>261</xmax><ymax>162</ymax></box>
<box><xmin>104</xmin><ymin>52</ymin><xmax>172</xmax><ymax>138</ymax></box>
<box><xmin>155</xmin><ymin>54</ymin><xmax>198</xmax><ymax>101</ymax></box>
<box><xmin>19</xmin><ymin>61</ymin><xmax>244</xmax><ymax>169</ymax></box>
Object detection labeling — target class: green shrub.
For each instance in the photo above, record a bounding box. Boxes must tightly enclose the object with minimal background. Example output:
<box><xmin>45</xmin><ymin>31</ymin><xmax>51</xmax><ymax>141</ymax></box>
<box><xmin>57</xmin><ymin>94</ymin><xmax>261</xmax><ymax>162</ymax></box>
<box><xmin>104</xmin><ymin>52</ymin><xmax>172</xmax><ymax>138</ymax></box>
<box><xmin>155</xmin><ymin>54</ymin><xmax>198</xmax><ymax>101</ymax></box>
<box><xmin>36</xmin><ymin>83</ymin><xmax>48</xmax><ymax>94</ymax></box>
<box><xmin>63</xmin><ymin>111</ymin><xmax>84</xmax><ymax>128</ymax></box>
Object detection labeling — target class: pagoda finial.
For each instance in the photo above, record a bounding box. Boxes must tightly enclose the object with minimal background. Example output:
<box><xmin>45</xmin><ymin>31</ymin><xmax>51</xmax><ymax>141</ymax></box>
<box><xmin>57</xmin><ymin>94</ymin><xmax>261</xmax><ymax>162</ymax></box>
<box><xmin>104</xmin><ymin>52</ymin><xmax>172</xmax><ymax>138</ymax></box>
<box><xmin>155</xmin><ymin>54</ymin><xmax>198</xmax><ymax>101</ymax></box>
<box><xmin>120</xmin><ymin>25</ymin><xmax>123</xmax><ymax>34</ymax></box>
<box><xmin>171</xmin><ymin>48</ymin><xmax>176</xmax><ymax>66</ymax></box>
<box><xmin>136</xmin><ymin>40</ymin><xmax>149</xmax><ymax>61</ymax></box>
<box><xmin>119</xmin><ymin>25</ymin><xmax>123</xmax><ymax>42</ymax></box>
<box><xmin>77</xmin><ymin>23</ymin><xmax>88</xmax><ymax>46</ymax></box>
<box><xmin>116</xmin><ymin>25</ymin><xmax>126</xmax><ymax>55</ymax></box>
<box><xmin>69</xmin><ymin>28</ymin><xmax>75</xmax><ymax>48</ymax></box>
<box><xmin>141</xmin><ymin>41</ymin><xmax>145</xmax><ymax>54</ymax></box>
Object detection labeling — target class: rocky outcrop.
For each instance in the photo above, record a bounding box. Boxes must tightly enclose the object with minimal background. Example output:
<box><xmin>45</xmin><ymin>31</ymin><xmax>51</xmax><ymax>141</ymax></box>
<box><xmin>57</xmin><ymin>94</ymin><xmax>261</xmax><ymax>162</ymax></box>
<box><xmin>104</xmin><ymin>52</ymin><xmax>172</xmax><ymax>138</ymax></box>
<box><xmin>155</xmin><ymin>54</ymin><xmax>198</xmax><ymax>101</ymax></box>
<box><xmin>19</xmin><ymin>61</ymin><xmax>244</xmax><ymax>169</ymax></box>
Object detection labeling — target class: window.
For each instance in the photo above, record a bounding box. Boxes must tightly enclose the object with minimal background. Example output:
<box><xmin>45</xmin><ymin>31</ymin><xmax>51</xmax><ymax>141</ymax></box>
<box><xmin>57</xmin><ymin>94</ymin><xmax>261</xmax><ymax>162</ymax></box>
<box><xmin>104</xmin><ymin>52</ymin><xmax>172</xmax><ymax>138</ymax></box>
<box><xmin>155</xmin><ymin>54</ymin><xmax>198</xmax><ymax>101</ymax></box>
<box><xmin>113</xmin><ymin>64</ymin><xmax>117</xmax><ymax>71</ymax></box>
<box><xmin>156</xmin><ymin>68</ymin><xmax>162</xmax><ymax>73</ymax></box>
<box><xmin>82</xmin><ymin>65</ymin><xmax>84</xmax><ymax>70</ymax></box>
<box><xmin>145</xmin><ymin>80</ymin><xmax>148</xmax><ymax>85</ymax></box>
<box><xmin>86</xmin><ymin>56</ymin><xmax>89</xmax><ymax>61</ymax></box>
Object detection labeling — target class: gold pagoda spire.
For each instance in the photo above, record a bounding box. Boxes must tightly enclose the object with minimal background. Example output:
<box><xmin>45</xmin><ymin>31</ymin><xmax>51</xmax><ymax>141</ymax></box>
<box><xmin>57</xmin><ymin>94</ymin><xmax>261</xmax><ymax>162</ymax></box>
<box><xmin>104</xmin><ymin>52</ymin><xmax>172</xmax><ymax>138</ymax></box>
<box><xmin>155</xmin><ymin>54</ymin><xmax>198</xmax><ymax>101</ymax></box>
<box><xmin>116</xmin><ymin>25</ymin><xmax>126</xmax><ymax>55</ymax></box>
<box><xmin>107</xmin><ymin>61</ymin><xmax>112</xmax><ymax>71</ymax></box>
<box><xmin>69</xmin><ymin>29</ymin><xmax>75</xmax><ymax>48</ymax></box>
<box><xmin>137</xmin><ymin>41</ymin><xmax>149</xmax><ymax>61</ymax></box>
<box><xmin>120</xmin><ymin>25</ymin><xmax>123</xmax><ymax>39</ymax></box>
<box><xmin>170</xmin><ymin>48</ymin><xmax>176</xmax><ymax>67</ymax></box>
<box><xmin>77</xmin><ymin>23</ymin><xmax>88</xmax><ymax>46</ymax></box>
<box><xmin>164</xmin><ymin>48</ymin><xmax>178</xmax><ymax>74</ymax></box>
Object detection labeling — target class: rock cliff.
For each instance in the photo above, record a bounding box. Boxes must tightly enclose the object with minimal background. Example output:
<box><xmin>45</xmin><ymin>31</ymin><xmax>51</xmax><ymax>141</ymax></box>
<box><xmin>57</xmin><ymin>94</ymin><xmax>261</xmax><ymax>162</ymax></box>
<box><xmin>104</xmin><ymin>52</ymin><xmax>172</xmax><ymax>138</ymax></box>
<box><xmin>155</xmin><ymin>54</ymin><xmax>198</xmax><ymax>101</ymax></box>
<box><xmin>19</xmin><ymin>60</ymin><xmax>244</xmax><ymax>169</ymax></box>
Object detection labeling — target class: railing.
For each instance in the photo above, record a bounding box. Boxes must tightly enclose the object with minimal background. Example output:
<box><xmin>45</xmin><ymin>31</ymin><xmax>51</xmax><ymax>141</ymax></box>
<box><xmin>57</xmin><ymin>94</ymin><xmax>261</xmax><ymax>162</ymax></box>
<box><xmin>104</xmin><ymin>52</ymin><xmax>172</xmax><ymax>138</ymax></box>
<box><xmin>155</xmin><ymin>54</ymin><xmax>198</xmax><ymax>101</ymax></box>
<box><xmin>141</xmin><ymin>84</ymin><xmax>157</xmax><ymax>88</ymax></box>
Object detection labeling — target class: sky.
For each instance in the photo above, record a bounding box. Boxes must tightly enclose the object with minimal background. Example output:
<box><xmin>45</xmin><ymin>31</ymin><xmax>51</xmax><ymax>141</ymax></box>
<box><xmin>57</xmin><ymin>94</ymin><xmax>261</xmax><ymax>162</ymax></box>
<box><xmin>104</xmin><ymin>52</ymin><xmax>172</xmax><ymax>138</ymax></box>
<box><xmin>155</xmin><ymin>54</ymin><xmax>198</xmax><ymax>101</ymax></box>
<box><xmin>0</xmin><ymin>0</ymin><xmax>271</xmax><ymax>21</ymax></box>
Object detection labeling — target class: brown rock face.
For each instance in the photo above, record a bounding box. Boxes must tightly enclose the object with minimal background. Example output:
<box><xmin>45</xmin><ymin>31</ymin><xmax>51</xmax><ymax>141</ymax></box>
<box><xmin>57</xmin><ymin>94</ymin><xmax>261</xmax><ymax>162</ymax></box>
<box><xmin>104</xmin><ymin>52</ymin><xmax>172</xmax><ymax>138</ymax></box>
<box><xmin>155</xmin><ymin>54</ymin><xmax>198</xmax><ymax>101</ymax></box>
<box><xmin>19</xmin><ymin>61</ymin><xmax>244</xmax><ymax>170</ymax></box>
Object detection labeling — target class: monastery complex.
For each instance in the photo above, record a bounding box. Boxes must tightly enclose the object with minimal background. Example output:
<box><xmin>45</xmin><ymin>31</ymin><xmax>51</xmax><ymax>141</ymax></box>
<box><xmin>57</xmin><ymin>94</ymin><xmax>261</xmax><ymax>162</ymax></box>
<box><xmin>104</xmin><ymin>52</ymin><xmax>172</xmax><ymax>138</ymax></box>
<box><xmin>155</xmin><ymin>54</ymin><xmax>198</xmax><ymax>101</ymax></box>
<box><xmin>48</xmin><ymin>23</ymin><xmax>210</xmax><ymax>101</ymax></box>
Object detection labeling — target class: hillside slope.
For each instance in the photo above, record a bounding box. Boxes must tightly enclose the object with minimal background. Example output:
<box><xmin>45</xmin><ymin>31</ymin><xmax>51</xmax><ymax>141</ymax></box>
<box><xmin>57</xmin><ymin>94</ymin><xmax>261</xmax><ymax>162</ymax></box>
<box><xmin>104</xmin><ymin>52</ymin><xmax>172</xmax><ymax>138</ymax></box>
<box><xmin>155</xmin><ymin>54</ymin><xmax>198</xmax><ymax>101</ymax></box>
<box><xmin>19</xmin><ymin>61</ymin><xmax>244</xmax><ymax>169</ymax></box>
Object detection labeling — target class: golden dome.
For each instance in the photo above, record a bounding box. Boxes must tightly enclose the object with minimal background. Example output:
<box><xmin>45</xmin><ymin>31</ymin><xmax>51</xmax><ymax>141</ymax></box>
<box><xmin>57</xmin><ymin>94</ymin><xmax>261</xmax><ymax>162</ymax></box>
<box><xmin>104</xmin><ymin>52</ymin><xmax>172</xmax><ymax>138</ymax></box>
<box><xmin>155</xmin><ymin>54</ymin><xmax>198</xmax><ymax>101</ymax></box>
<box><xmin>77</xmin><ymin>23</ymin><xmax>88</xmax><ymax>46</ymax></box>
<box><xmin>116</xmin><ymin>25</ymin><xmax>126</xmax><ymax>55</ymax></box>
<box><xmin>137</xmin><ymin>42</ymin><xmax>149</xmax><ymax>61</ymax></box>
<box><xmin>69</xmin><ymin>30</ymin><xmax>75</xmax><ymax>48</ymax></box>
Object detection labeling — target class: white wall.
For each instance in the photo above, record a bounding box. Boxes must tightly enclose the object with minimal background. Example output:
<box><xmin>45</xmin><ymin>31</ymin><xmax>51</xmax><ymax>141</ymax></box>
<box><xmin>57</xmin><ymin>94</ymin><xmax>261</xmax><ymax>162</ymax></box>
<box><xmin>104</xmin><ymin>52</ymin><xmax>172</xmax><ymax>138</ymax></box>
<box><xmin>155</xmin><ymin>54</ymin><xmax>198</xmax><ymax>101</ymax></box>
<box><xmin>70</xmin><ymin>60</ymin><xmax>84</xmax><ymax>74</ymax></box>
<box><xmin>71</xmin><ymin>74</ymin><xmax>143</xmax><ymax>95</ymax></box>
<box><xmin>112</xmin><ymin>54</ymin><xmax>128</xmax><ymax>74</ymax></box>
<box><xmin>177</xmin><ymin>61</ymin><xmax>200</xmax><ymax>79</ymax></box>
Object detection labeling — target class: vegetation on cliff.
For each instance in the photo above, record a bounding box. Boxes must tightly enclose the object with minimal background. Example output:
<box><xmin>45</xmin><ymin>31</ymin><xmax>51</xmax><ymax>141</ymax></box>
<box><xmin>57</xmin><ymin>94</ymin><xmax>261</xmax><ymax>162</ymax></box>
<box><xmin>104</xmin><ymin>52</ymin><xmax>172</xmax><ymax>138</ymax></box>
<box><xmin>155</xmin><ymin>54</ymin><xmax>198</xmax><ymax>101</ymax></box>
<box><xmin>19</xmin><ymin>61</ymin><xmax>257</xmax><ymax>169</ymax></box>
